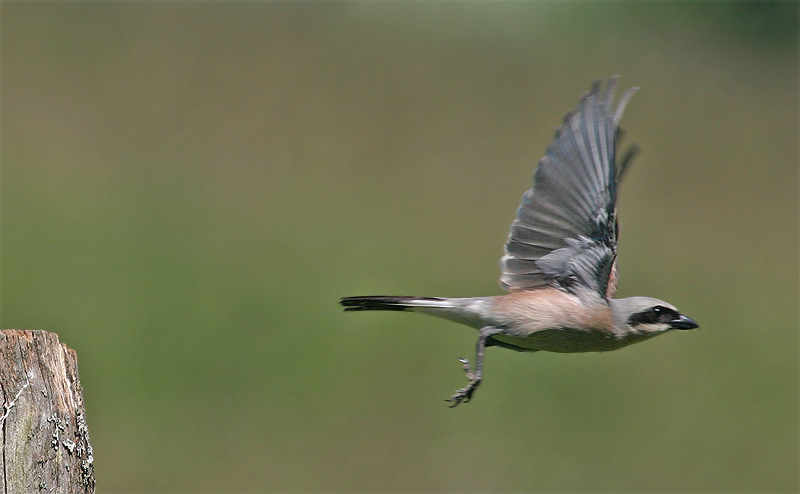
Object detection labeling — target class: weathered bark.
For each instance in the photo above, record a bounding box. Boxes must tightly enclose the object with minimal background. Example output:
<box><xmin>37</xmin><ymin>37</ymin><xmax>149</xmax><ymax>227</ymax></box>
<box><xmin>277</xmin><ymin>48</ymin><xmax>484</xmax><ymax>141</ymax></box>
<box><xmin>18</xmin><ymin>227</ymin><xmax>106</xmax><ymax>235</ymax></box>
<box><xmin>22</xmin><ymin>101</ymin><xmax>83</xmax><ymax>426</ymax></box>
<box><xmin>0</xmin><ymin>330</ymin><xmax>95</xmax><ymax>493</ymax></box>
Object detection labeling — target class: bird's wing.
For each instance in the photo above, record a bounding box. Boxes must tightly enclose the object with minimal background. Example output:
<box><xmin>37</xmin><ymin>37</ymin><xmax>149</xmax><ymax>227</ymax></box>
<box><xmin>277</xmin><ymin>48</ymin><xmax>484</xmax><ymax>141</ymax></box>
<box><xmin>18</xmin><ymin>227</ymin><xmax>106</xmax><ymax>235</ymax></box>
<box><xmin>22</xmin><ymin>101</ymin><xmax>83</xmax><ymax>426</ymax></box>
<box><xmin>500</xmin><ymin>77</ymin><xmax>638</xmax><ymax>299</ymax></box>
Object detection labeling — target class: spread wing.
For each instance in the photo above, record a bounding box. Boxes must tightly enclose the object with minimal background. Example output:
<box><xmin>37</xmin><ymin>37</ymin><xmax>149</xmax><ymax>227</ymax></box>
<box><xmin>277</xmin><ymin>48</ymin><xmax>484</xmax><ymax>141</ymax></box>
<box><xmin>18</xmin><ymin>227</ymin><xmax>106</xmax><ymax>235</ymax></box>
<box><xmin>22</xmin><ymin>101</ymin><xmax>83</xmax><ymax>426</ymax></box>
<box><xmin>500</xmin><ymin>77</ymin><xmax>638</xmax><ymax>299</ymax></box>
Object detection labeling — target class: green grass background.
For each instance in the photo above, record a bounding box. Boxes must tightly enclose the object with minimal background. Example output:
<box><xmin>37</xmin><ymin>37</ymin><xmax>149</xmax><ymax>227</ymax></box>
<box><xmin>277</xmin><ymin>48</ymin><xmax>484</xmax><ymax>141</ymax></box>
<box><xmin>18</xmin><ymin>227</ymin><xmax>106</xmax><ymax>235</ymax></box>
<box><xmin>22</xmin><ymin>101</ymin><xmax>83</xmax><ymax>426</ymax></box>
<box><xmin>3</xmin><ymin>2</ymin><xmax>797</xmax><ymax>492</ymax></box>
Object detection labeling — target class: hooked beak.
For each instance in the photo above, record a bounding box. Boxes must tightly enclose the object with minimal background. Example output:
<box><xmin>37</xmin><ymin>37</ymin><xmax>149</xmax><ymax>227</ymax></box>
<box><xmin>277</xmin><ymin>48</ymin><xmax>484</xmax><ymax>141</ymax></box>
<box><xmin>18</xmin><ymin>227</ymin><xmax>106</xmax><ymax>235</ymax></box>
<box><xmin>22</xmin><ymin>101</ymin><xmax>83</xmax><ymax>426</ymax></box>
<box><xmin>670</xmin><ymin>314</ymin><xmax>698</xmax><ymax>330</ymax></box>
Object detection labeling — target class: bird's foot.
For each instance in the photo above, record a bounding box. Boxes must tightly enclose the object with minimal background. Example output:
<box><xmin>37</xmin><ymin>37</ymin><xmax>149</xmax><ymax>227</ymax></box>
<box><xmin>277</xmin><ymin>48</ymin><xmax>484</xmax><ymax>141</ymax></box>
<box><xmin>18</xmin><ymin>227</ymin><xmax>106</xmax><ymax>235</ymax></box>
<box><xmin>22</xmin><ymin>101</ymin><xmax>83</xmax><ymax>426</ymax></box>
<box><xmin>445</xmin><ymin>358</ymin><xmax>481</xmax><ymax>407</ymax></box>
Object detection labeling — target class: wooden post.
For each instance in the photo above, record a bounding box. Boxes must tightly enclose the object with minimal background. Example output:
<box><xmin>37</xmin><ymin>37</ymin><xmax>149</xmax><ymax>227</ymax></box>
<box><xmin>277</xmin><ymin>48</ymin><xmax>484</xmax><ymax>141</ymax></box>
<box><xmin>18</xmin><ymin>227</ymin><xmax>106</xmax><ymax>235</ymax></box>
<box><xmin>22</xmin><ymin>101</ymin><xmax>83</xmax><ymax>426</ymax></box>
<box><xmin>0</xmin><ymin>330</ymin><xmax>95</xmax><ymax>493</ymax></box>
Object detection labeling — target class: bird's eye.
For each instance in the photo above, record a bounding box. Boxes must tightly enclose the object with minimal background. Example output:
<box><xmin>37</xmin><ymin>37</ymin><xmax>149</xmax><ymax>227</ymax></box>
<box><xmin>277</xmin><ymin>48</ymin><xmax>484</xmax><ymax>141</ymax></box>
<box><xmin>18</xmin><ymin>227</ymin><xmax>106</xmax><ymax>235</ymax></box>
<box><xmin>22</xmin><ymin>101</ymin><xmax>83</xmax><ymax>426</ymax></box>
<box><xmin>629</xmin><ymin>306</ymin><xmax>678</xmax><ymax>326</ymax></box>
<box><xmin>653</xmin><ymin>305</ymin><xmax>679</xmax><ymax>323</ymax></box>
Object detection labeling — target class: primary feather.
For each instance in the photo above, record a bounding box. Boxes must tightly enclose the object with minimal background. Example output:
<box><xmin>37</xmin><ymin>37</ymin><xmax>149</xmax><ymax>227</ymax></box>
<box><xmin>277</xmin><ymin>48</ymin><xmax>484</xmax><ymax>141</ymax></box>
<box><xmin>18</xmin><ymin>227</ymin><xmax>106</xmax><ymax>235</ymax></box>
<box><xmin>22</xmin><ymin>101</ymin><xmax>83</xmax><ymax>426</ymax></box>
<box><xmin>500</xmin><ymin>77</ymin><xmax>638</xmax><ymax>299</ymax></box>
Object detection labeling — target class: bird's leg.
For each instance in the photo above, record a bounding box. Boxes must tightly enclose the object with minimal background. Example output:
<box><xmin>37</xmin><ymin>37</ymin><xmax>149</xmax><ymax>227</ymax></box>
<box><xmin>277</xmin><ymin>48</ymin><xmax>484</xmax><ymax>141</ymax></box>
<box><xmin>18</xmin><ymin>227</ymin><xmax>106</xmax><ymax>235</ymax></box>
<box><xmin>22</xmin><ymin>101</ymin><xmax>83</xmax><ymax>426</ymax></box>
<box><xmin>446</xmin><ymin>327</ymin><xmax>498</xmax><ymax>407</ymax></box>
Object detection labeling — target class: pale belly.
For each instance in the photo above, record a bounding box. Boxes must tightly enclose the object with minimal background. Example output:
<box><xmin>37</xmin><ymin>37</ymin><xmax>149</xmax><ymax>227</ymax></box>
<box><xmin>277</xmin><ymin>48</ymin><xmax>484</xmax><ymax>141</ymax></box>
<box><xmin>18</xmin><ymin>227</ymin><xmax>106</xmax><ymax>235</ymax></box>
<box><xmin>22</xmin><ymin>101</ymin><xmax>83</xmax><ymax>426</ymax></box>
<box><xmin>491</xmin><ymin>328</ymin><xmax>655</xmax><ymax>353</ymax></box>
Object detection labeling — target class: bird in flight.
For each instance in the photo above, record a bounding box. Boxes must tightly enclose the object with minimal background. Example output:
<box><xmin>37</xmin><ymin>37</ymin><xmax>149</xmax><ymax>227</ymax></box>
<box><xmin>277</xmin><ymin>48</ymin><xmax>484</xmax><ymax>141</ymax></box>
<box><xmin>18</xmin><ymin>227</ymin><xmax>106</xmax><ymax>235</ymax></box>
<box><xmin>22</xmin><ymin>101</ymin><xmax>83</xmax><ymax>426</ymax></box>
<box><xmin>341</xmin><ymin>77</ymin><xmax>697</xmax><ymax>407</ymax></box>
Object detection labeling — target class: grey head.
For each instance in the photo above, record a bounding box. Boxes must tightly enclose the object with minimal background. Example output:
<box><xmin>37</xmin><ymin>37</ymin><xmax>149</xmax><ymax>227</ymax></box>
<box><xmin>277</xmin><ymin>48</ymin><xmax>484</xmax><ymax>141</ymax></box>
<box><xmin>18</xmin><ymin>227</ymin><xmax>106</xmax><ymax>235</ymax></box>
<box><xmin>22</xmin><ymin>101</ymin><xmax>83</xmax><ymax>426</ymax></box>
<box><xmin>608</xmin><ymin>297</ymin><xmax>698</xmax><ymax>341</ymax></box>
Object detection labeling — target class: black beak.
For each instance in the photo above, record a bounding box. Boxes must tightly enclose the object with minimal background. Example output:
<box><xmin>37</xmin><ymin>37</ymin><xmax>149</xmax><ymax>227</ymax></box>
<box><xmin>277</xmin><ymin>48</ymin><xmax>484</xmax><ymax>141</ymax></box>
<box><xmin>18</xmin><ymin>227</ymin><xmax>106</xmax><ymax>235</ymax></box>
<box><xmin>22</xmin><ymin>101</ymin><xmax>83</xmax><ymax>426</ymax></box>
<box><xmin>670</xmin><ymin>314</ymin><xmax>698</xmax><ymax>330</ymax></box>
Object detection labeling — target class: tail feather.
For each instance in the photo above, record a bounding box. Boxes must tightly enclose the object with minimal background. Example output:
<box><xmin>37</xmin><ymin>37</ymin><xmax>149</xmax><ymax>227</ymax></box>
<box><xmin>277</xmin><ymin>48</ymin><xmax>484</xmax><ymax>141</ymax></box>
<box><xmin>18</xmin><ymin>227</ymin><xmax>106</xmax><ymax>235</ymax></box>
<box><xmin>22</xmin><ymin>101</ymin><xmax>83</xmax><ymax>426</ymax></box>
<box><xmin>340</xmin><ymin>296</ymin><xmax>446</xmax><ymax>312</ymax></box>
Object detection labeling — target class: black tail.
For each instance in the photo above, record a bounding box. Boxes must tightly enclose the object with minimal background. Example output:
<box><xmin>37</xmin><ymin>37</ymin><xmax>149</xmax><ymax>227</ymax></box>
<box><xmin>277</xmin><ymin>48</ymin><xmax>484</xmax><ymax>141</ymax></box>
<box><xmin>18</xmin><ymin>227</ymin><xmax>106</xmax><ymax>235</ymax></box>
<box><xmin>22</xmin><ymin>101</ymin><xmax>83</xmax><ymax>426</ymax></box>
<box><xmin>340</xmin><ymin>295</ymin><xmax>443</xmax><ymax>312</ymax></box>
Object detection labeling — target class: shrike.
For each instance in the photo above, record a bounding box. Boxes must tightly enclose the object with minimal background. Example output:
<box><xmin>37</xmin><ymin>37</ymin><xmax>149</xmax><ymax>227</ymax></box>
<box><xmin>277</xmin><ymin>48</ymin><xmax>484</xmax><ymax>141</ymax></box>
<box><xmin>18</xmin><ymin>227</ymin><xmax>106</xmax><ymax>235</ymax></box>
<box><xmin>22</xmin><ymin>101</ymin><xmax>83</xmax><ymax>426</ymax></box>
<box><xmin>341</xmin><ymin>77</ymin><xmax>697</xmax><ymax>407</ymax></box>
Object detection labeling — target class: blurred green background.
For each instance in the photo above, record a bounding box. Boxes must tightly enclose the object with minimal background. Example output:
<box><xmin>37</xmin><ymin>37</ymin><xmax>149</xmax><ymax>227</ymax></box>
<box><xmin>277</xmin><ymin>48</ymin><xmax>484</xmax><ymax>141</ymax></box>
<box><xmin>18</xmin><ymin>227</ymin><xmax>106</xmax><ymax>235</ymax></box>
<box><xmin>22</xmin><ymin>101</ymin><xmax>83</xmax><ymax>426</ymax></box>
<box><xmin>3</xmin><ymin>2</ymin><xmax>797</xmax><ymax>492</ymax></box>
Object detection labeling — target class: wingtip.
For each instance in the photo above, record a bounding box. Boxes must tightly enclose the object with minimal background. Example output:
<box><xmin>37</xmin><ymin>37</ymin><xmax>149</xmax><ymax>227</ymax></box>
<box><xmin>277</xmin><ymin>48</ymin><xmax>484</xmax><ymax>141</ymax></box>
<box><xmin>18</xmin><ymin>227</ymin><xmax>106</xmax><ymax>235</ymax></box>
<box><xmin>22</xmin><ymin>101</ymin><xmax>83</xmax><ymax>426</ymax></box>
<box><xmin>614</xmin><ymin>86</ymin><xmax>639</xmax><ymax>123</ymax></box>
<box><xmin>558</xmin><ymin>77</ymin><xmax>631</xmax><ymax>136</ymax></box>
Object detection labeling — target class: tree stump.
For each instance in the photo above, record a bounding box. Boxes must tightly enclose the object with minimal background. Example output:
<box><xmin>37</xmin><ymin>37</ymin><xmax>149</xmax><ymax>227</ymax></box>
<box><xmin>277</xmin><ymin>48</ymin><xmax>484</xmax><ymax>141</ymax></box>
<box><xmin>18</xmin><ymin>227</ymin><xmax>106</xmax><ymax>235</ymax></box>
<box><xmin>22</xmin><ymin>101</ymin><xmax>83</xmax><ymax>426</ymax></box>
<box><xmin>0</xmin><ymin>330</ymin><xmax>95</xmax><ymax>493</ymax></box>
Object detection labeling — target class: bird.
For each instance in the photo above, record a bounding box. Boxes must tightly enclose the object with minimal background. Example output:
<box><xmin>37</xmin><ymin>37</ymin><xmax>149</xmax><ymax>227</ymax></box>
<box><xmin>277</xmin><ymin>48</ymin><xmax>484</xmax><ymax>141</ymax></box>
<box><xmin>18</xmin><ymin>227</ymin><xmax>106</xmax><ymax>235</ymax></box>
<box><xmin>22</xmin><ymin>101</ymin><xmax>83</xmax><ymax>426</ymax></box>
<box><xmin>340</xmin><ymin>77</ymin><xmax>697</xmax><ymax>407</ymax></box>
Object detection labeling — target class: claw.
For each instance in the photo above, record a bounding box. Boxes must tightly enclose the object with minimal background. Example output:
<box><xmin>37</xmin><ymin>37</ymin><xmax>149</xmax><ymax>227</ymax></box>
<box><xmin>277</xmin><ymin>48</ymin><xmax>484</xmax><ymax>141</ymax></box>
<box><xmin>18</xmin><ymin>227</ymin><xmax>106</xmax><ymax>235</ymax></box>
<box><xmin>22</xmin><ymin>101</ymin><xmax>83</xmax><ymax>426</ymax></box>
<box><xmin>445</xmin><ymin>377</ymin><xmax>481</xmax><ymax>407</ymax></box>
<box><xmin>446</xmin><ymin>326</ymin><xmax>493</xmax><ymax>407</ymax></box>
